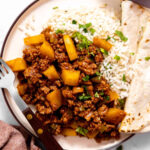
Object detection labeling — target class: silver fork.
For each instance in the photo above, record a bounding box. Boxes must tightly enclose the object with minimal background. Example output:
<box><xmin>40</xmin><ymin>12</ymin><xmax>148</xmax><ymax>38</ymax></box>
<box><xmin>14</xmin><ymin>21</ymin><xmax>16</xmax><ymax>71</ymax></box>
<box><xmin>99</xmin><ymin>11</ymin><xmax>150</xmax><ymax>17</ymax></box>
<box><xmin>0</xmin><ymin>58</ymin><xmax>63</xmax><ymax>150</ymax></box>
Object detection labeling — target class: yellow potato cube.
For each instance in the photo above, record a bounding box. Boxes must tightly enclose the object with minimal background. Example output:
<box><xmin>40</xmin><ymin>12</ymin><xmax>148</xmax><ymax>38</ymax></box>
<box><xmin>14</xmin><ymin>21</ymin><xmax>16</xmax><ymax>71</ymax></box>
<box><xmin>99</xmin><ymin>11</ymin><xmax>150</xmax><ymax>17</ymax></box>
<box><xmin>103</xmin><ymin>108</ymin><xmax>126</xmax><ymax>124</ymax></box>
<box><xmin>108</xmin><ymin>90</ymin><xmax>119</xmax><ymax>101</ymax></box>
<box><xmin>46</xmin><ymin>89</ymin><xmax>62</xmax><ymax>111</ymax></box>
<box><xmin>40</xmin><ymin>41</ymin><xmax>54</xmax><ymax>59</ymax></box>
<box><xmin>93</xmin><ymin>37</ymin><xmax>112</xmax><ymax>51</ymax></box>
<box><xmin>43</xmin><ymin>65</ymin><xmax>59</xmax><ymax>80</ymax></box>
<box><xmin>61</xmin><ymin>69</ymin><xmax>80</xmax><ymax>86</ymax></box>
<box><xmin>17</xmin><ymin>83</ymin><xmax>28</xmax><ymax>96</ymax></box>
<box><xmin>63</xmin><ymin>35</ymin><xmax>78</xmax><ymax>61</ymax></box>
<box><xmin>62</xmin><ymin>128</ymin><xmax>77</xmax><ymax>136</ymax></box>
<box><xmin>24</xmin><ymin>34</ymin><xmax>45</xmax><ymax>45</ymax></box>
<box><xmin>6</xmin><ymin>58</ymin><xmax>27</xmax><ymax>72</ymax></box>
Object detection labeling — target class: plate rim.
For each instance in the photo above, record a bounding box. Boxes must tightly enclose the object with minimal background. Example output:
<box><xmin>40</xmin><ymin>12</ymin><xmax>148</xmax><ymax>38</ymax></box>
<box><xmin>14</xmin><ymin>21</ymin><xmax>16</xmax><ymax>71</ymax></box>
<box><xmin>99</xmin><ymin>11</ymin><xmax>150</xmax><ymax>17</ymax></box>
<box><xmin>0</xmin><ymin>0</ymin><xmax>134</xmax><ymax>149</ymax></box>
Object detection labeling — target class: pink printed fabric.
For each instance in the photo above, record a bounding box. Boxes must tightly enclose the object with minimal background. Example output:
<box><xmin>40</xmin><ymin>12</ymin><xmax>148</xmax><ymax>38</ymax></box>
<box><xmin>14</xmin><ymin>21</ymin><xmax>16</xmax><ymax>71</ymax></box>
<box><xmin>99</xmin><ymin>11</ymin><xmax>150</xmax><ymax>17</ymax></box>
<box><xmin>0</xmin><ymin>121</ymin><xmax>41</xmax><ymax>150</ymax></box>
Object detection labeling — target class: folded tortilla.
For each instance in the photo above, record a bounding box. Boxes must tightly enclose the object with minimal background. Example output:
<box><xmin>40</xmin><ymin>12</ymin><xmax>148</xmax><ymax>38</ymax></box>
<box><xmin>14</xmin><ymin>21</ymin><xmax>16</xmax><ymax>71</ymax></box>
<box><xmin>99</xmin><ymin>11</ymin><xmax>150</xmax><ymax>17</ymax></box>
<box><xmin>120</xmin><ymin>1</ymin><xmax>150</xmax><ymax>132</ymax></box>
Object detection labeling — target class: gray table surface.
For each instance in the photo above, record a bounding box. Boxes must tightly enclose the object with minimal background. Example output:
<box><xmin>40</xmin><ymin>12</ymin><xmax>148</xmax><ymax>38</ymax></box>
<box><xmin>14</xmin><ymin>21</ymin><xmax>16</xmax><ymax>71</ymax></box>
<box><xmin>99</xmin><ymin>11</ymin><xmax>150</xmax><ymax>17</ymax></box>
<box><xmin>0</xmin><ymin>0</ymin><xmax>149</xmax><ymax>150</ymax></box>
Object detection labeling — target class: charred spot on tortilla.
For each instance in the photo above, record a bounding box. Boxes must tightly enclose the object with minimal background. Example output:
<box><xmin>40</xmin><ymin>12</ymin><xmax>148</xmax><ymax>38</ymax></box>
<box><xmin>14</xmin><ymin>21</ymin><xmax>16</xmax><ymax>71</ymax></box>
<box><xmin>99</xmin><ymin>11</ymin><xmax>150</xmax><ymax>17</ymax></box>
<box><xmin>145</xmin><ymin>39</ymin><xmax>150</xmax><ymax>43</ymax></box>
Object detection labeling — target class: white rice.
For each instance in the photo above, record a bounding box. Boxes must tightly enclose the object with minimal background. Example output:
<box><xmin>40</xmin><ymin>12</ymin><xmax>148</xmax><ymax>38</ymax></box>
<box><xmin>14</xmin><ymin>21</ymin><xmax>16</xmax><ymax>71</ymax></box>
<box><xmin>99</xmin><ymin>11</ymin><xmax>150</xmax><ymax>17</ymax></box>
<box><xmin>21</xmin><ymin>6</ymin><xmax>134</xmax><ymax>99</ymax></box>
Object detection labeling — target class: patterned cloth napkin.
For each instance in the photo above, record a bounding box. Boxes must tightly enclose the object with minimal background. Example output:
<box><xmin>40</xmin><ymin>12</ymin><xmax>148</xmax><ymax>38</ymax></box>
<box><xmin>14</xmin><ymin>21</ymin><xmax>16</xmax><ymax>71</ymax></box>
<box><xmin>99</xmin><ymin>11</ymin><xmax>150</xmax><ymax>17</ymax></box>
<box><xmin>0</xmin><ymin>120</ymin><xmax>41</xmax><ymax>150</ymax></box>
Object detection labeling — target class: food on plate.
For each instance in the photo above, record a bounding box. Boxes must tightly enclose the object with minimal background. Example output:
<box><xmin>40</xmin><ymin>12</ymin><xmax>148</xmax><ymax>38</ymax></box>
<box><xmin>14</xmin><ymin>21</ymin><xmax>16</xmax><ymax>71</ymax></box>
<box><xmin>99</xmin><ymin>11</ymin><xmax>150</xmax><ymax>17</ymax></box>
<box><xmin>6</xmin><ymin>0</ymin><xmax>150</xmax><ymax>143</ymax></box>
<box><xmin>7</xmin><ymin>26</ymin><xmax>126</xmax><ymax>141</ymax></box>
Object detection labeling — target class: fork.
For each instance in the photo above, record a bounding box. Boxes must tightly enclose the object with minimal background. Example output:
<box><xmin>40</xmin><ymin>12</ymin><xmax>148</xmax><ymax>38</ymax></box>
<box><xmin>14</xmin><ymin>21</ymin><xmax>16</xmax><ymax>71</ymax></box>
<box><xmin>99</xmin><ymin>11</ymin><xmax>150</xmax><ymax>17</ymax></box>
<box><xmin>0</xmin><ymin>58</ymin><xmax>63</xmax><ymax>150</ymax></box>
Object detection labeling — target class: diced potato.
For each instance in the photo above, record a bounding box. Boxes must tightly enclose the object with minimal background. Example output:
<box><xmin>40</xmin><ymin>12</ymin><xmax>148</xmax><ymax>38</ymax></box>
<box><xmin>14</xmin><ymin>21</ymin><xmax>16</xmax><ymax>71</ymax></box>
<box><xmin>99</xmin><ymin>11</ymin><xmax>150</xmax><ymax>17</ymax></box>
<box><xmin>73</xmin><ymin>87</ymin><xmax>84</xmax><ymax>94</ymax></box>
<box><xmin>87</xmin><ymin>130</ymin><xmax>99</xmax><ymax>138</ymax></box>
<box><xmin>6</xmin><ymin>58</ymin><xmax>27</xmax><ymax>72</ymax></box>
<box><xmin>17</xmin><ymin>83</ymin><xmax>28</xmax><ymax>96</ymax></box>
<box><xmin>62</xmin><ymin>128</ymin><xmax>77</xmax><ymax>136</ymax></box>
<box><xmin>40</xmin><ymin>41</ymin><xmax>54</xmax><ymax>59</ymax></box>
<box><xmin>63</xmin><ymin>35</ymin><xmax>78</xmax><ymax>61</ymax></box>
<box><xmin>24</xmin><ymin>34</ymin><xmax>45</xmax><ymax>45</ymax></box>
<box><xmin>61</xmin><ymin>69</ymin><xmax>80</xmax><ymax>86</ymax></box>
<box><xmin>46</xmin><ymin>89</ymin><xmax>62</xmax><ymax>111</ymax></box>
<box><xmin>103</xmin><ymin>108</ymin><xmax>126</xmax><ymax>124</ymax></box>
<box><xmin>43</xmin><ymin>65</ymin><xmax>59</xmax><ymax>80</ymax></box>
<box><xmin>108</xmin><ymin>90</ymin><xmax>119</xmax><ymax>101</ymax></box>
<box><xmin>93</xmin><ymin>37</ymin><xmax>112</xmax><ymax>51</ymax></box>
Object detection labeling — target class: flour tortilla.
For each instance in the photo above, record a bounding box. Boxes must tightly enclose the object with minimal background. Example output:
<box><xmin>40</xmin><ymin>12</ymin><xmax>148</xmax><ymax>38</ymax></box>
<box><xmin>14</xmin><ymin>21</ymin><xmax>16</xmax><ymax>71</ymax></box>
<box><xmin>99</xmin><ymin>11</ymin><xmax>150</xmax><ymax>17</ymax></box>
<box><xmin>120</xmin><ymin>1</ymin><xmax>150</xmax><ymax>132</ymax></box>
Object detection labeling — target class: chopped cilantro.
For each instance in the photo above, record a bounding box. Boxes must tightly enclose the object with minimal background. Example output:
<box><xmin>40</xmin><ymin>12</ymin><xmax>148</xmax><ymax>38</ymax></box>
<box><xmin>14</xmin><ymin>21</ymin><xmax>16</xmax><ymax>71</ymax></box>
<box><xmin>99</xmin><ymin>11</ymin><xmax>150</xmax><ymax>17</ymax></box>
<box><xmin>104</xmin><ymin>96</ymin><xmax>110</xmax><ymax>101</ymax></box>
<box><xmin>90</xmin><ymin>28</ymin><xmax>96</xmax><ymax>35</ymax></box>
<box><xmin>94</xmin><ymin>92</ymin><xmax>99</xmax><ymax>98</ymax></box>
<box><xmin>82</xmin><ymin>75</ymin><xmax>90</xmax><ymax>81</ymax></box>
<box><xmin>88</xmin><ymin>52</ymin><xmax>95</xmax><ymax>57</ymax></box>
<box><xmin>114</xmin><ymin>55</ymin><xmax>120</xmax><ymax>61</ymax></box>
<box><xmin>72</xmin><ymin>32</ymin><xmax>92</xmax><ymax>50</ymax></box>
<box><xmin>145</xmin><ymin>56</ymin><xmax>150</xmax><ymax>61</ymax></box>
<box><xmin>79</xmin><ymin>24</ymin><xmax>84</xmax><ymax>29</ymax></box>
<box><xmin>72</xmin><ymin>20</ymin><xmax>77</xmax><ymax>24</ymax></box>
<box><xmin>76</xmin><ymin>127</ymin><xmax>88</xmax><ymax>136</ymax></box>
<box><xmin>62</xmin><ymin>23</ymin><xmax>65</xmax><ymax>26</ymax></box>
<box><xmin>85</xmin><ymin>23</ymin><xmax>92</xmax><ymax>28</ymax></box>
<box><xmin>83</xmin><ymin>28</ymin><xmax>88</xmax><ymax>33</ymax></box>
<box><xmin>100</xmin><ymin>92</ymin><xmax>104</xmax><ymax>96</ymax></box>
<box><xmin>100</xmin><ymin>48</ymin><xmax>108</xmax><ymax>56</ymax></box>
<box><xmin>53</xmin><ymin>6</ymin><xmax>59</xmax><ymax>9</ymax></box>
<box><xmin>116</xmin><ymin>145</ymin><xmax>123</xmax><ymax>150</ymax></box>
<box><xmin>118</xmin><ymin>99</ymin><xmax>125</xmax><ymax>108</ymax></box>
<box><xmin>106</xmin><ymin>35</ymin><xmax>111</xmax><ymax>41</ymax></box>
<box><xmin>122</xmin><ymin>74</ymin><xmax>126</xmax><ymax>82</ymax></box>
<box><xmin>130</xmin><ymin>52</ymin><xmax>135</xmax><ymax>55</ymax></box>
<box><xmin>79</xmin><ymin>93</ymin><xmax>91</xmax><ymax>101</ymax></box>
<box><xmin>115</xmin><ymin>30</ymin><xmax>128</xmax><ymax>42</ymax></box>
<box><xmin>55</xmin><ymin>29</ymin><xmax>64</xmax><ymax>34</ymax></box>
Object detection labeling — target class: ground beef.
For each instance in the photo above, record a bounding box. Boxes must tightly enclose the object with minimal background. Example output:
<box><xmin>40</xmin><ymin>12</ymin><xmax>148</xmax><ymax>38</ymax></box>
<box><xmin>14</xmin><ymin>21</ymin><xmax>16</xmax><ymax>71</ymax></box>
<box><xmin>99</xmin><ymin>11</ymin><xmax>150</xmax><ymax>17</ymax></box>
<box><xmin>17</xmin><ymin>28</ymin><xmax>125</xmax><ymax>141</ymax></box>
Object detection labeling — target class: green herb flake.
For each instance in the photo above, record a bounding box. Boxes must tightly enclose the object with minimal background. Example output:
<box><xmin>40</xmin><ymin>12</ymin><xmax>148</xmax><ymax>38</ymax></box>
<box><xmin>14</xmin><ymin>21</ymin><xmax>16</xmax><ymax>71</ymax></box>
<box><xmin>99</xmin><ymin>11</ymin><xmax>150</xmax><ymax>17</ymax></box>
<box><xmin>115</xmin><ymin>30</ymin><xmax>128</xmax><ymax>42</ymax></box>
<box><xmin>55</xmin><ymin>29</ymin><xmax>64</xmax><ymax>34</ymax></box>
<box><xmin>130</xmin><ymin>52</ymin><xmax>135</xmax><ymax>55</ymax></box>
<box><xmin>76</xmin><ymin>127</ymin><xmax>88</xmax><ymax>136</ymax></box>
<box><xmin>62</xmin><ymin>23</ymin><xmax>65</xmax><ymax>26</ymax></box>
<box><xmin>118</xmin><ymin>99</ymin><xmax>125</xmax><ymax>108</ymax></box>
<box><xmin>72</xmin><ymin>32</ymin><xmax>92</xmax><ymax>50</ymax></box>
<box><xmin>90</xmin><ymin>28</ymin><xmax>96</xmax><ymax>35</ymax></box>
<box><xmin>94</xmin><ymin>92</ymin><xmax>99</xmax><ymax>98</ymax></box>
<box><xmin>122</xmin><ymin>74</ymin><xmax>126</xmax><ymax>82</ymax></box>
<box><xmin>96</xmin><ymin>72</ymin><xmax>102</xmax><ymax>76</ymax></box>
<box><xmin>79</xmin><ymin>93</ymin><xmax>91</xmax><ymax>101</ymax></box>
<box><xmin>106</xmin><ymin>35</ymin><xmax>111</xmax><ymax>41</ymax></box>
<box><xmin>104</xmin><ymin>96</ymin><xmax>110</xmax><ymax>101</ymax></box>
<box><xmin>72</xmin><ymin>20</ymin><xmax>77</xmax><ymax>24</ymax></box>
<box><xmin>100</xmin><ymin>48</ymin><xmax>108</xmax><ymax>56</ymax></box>
<box><xmin>116</xmin><ymin>145</ymin><xmax>123</xmax><ymax>150</ymax></box>
<box><xmin>145</xmin><ymin>56</ymin><xmax>150</xmax><ymax>61</ymax></box>
<box><xmin>100</xmin><ymin>92</ymin><xmax>104</xmax><ymax>96</ymax></box>
<box><xmin>85</xmin><ymin>23</ymin><xmax>92</xmax><ymax>28</ymax></box>
<box><xmin>88</xmin><ymin>52</ymin><xmax>95</xmax><ymax>57</ymax></box>
<box><xmin>114</xmin><ymin>55</ymin><xmax>120</xmax><ymax>61</ymax></box>
<box><xmin>79</xmin><ymin>24</ymin><xmax>84</xmax><ymax>29</ymax></box>
<box><xmin>83</xmin><ymin>28</ymin><xmax>88</xmax><ymax>33</ymax></box>
<box><xmin>53</xmin><ymin>6</ymin><xmax>59</xmax><ymax>9</ymax></box>
<box><xmin>82</xmin><ymin>75</ymin><xmax>90</xmax><ymax>82</ymax></box>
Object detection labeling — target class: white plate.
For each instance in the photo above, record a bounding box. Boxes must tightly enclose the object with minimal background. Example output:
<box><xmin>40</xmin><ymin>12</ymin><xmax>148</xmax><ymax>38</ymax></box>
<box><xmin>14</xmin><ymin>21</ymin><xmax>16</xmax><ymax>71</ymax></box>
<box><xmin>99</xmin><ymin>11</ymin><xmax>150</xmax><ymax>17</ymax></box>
<box><xmin>1</xmin><ymin>0</ymin><xmax>133</xmax><ymax>149</ymax></box>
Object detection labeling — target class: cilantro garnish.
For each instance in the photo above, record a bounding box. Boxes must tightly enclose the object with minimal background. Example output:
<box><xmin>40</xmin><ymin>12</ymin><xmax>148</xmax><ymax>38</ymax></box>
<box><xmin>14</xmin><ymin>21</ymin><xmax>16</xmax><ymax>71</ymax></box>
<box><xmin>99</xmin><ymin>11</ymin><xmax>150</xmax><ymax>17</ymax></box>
<box><xmin>72</xmin><ymin>20</ymin><xmax>77</xmax><ymax>24</ymax></box>
<box><xmin>106</xmin><ymin>35</ymin><xmax>111</xmax><ymax>41</ymax></box>
<box><xmin>130</xmin><ymin>52</ymin><xmax>135</xmax><ymax>55</ymax></box>
<box><xmin>100</xmin><ymin>48</ymin><xmax>108</xmax><ymax>56</ymax></box>
<box><xmin>114</xmin><ymin>55</ymin><xmax>120</xmax><ymax>61</ymax></box>
<box><xmin>76</xmin><ymin>127</ymin><xmax>88</xmax><ymax>136</ymax></box>
<box><xmin>94</xmin><ymin>92</ymin><xmax>99</xmax><ymax>98</ymax></box>
<box><xmin>145</xmin><ymin>56</ymin><xmax>150</xmax><ymax>61</ymax></box>
<box><xmin>72</xmin><ymin>32</ymin><xmax>92</xmax><ymax>50</ymax></box>
<box><xmin>78</xmin><ymin>93</ymin><xmax>91</xmax><ymax>101</ymax></box>
<box><xmin>53</xmin><ymin>6</ymin><xmax>59</xmax><ymax>9</ymax></box>
<box><xmin>122</xmin><ymin>74</ymin><xmax>126</xmax><ymax>82</ymax></box>
<box><xmin>115</xmin><ymin>30</ymin><xmax>128</xmax><ymax>42</ymax></box>
<box><xmin>82</xmin><ymin>75</ymin><xmax>90</xmax><ymax>82</ymax></box>
<box><xmin>55</xmin><ymin>29</ymin><xmax>64</xmax><ymax>34</ymax></box>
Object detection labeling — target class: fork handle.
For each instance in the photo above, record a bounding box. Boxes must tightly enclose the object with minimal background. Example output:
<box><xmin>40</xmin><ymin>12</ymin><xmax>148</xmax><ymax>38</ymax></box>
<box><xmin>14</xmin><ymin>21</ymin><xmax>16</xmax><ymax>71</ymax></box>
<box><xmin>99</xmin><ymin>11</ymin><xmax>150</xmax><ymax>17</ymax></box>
<box><xmin>23</xmin><ymin>108</ymin><xmax>63</xmax><ymax>150</ymax></box>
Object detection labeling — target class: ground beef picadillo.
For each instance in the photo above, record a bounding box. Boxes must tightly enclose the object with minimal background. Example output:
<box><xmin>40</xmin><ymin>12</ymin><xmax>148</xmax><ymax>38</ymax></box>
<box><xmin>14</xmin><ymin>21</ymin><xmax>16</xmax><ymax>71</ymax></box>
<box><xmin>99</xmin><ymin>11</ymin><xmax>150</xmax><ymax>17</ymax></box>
<box><xmin>17</xmin><ymin>27</ymin><xmax>126</xmax><ymax>141</ymax></box>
